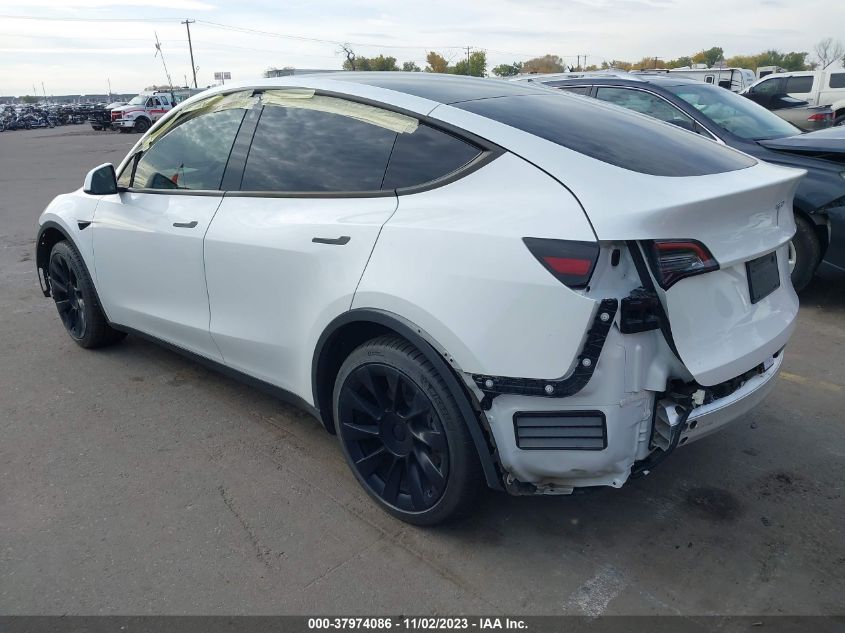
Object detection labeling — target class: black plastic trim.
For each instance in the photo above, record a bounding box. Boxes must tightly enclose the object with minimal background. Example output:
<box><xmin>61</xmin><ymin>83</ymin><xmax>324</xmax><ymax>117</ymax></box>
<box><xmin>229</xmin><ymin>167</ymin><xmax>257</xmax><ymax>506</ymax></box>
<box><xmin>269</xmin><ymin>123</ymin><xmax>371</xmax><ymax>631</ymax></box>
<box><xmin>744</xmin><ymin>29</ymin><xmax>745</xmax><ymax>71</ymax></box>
<box><xmin>109</xmin><ymin>323</ymin><xmax>322</xmax><ymax>422</ymax></box>
<box><xmin>313</xmin><ymin>308</ymin><xmax>503</xmax><ymax>490</ymax></box>
<box><xmin>472</xmin><ymin>298</ymin><xmax>618</xmax><ymax>401</ymax></box>
<box><xmin>512</xmin><ymin>410</ymin><xmax>607</xmax><ymax>451</ymax></box>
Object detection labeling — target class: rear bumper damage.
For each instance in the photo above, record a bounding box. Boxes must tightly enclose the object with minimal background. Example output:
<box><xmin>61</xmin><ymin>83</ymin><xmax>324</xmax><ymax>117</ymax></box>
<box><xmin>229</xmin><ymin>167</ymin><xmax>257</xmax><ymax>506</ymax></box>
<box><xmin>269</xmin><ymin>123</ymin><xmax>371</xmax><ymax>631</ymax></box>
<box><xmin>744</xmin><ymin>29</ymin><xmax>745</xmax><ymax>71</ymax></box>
<box><xmin>473</xmin><ymin>320</ymin><xmax>785</xmax><ymax>495</ymax></box>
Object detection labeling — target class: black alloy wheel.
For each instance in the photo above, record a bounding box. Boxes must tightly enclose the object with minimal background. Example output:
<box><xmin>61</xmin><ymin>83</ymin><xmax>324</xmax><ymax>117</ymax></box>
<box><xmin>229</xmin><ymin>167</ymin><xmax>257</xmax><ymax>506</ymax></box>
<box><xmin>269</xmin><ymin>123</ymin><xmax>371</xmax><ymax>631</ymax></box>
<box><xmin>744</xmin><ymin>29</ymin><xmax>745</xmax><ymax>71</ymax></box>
<box><xmin>333</xmin><ymin>336</ymin><xmax>482</xmax><ymax>525</ymax></box>
<box><xmin>47</xmin><ymin>241</ymin><xmax>126</xmax><ymax>348</ymax></box>
<box><xmin>49</xmin><ymin>248</ymin><xmax>87</xmax><ymax>339</ymax></box>
<box><xmin>338</xmin><ymin>363</ymin><xmax>450</xmax><ymax>513</ymax></box>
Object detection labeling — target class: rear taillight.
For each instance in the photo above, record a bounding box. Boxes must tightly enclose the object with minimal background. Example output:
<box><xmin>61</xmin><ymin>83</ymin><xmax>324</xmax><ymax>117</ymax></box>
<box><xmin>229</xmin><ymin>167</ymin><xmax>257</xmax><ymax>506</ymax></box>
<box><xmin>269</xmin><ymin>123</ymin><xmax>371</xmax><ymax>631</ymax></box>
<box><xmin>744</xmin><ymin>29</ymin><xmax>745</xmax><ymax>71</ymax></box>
<box><xmin>807</xmin><ymin>112</ymin><xmax>833</xmax><ymax>122</ymax></box>
<box><xmin>523</xmin><ymin>237</ymin><xmax>599</xmax><ymax>288</ymax></box>
<box><xmin>645</xmin><ymin>239</ymin><xmax>719</xmax><ymax>289</ymax></box>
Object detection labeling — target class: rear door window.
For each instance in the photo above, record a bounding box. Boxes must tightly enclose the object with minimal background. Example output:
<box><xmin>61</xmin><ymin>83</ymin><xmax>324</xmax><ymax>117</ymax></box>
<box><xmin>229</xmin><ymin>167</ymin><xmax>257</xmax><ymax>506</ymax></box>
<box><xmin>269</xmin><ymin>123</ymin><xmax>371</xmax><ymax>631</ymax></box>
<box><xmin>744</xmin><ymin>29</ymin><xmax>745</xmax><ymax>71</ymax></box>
<box><xmin>239</xmin><ymin>96</ymin><xmax>398</xmax><ymax>192</ymax></box>
<box><xmin>785</xmin><ymin>76</ymin><xmax>813</xmax><ymax>93</ymax></box>
<box><xmin>559</xmin><ymin>86</ymin><xmax>591</xmax><ymax>95</ymax></box>
<box><xmin>595</xmin><ymin>87</ymin><xmax>694</xmax><ymax>126</ymax></box>
<box><xmin>382</xmin><ymin>124</ymin><xmax>481</xmax><ymax>190</ymax></box>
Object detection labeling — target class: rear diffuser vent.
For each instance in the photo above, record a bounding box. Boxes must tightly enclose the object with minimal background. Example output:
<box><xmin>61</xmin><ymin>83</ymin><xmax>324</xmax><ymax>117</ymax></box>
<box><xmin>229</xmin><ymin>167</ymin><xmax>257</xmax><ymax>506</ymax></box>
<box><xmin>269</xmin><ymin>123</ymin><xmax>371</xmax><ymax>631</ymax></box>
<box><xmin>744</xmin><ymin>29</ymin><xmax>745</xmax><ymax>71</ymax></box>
<box><xmin>513</xmin><ymin>411</ymin><xmax>607</xmax><ymax>450</ymax></box>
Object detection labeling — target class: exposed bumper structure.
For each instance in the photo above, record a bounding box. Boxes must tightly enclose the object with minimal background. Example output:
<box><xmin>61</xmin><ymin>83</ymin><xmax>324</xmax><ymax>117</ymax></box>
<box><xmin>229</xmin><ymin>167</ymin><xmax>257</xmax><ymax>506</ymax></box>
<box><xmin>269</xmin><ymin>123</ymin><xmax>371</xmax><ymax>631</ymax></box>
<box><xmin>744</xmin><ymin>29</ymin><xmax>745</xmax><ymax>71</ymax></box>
<box><xmin>478</xmin><ymin>332</ymin><xmax>785</xmax><ymax>494</ymax></box>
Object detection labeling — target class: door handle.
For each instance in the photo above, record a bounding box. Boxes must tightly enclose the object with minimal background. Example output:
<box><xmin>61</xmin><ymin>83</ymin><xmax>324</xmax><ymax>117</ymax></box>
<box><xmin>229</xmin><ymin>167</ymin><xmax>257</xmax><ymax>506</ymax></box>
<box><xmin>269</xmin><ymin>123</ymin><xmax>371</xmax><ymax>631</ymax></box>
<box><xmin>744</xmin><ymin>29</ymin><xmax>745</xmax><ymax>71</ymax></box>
<box><xmin>312</xmin><ymin>236</ymin><xmax>351</xmax><ymax>245</ymax></box>
<box><xmin>173</xmin><ymin>220</ymin><xmax>198</xmax><ymax>228</ymax></box>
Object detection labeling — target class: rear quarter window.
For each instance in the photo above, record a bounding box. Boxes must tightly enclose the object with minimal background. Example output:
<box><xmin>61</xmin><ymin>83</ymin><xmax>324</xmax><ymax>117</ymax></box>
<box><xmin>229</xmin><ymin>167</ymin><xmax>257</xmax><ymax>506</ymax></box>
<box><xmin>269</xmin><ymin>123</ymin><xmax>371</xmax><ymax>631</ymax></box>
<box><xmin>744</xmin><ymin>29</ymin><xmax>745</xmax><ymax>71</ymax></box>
<box><xmin>382</xmin><ymin>124</ymin><xmax>481</xmax><ymax>190</ymax></box>
<box><xmin>829</xmin><ymin>73</ymin><xmax>845</xmax><ymax>89</ymax></box>
<box><xmin>455</xmin><ymin>94</ymin><xmax>756</xmax><ymax>177</ymax></box>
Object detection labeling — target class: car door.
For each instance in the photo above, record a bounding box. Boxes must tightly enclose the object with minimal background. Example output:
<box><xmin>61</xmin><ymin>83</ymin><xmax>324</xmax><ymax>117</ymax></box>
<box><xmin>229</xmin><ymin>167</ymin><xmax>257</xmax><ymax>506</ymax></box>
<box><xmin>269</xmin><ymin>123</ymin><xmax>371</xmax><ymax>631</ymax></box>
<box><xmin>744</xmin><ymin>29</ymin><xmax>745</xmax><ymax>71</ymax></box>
<box><xmin>94</xmin><ymin>99</ymin><xmax>250</xmax><ymax>360</ymax></box>
<box><xmin>746</xmin><ymin>77</ymin><xmax>785</xmax><ymax>108</ymax></box>
<box><xmin>203</xmin><ymin>91</ymin><xmax>406</xmax><ymax>398</ymax></box>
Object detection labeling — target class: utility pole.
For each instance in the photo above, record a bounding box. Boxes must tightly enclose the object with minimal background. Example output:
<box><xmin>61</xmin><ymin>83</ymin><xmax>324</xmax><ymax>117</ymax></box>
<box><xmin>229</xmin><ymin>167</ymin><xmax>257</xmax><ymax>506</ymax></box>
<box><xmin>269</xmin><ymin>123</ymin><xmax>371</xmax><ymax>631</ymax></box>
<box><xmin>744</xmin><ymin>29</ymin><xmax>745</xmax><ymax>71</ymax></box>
<box><xmin>154</xmin><ymin>31</ymin><xmax>174</xmax><ymax>88</ymax></box>
<box><xmin>107</xmin><ymin>77</ymin><xmax>112</xmax><ymax>100</ymax></box>
<box><xmin>464</xmin><ymin>46</ymin><xmax>472</xmax><ymax>75</ymax></box>
<box><xmin>181</xmin><ymin>19</ymin><xmax>197</xmax><ymax>88</ymax></box>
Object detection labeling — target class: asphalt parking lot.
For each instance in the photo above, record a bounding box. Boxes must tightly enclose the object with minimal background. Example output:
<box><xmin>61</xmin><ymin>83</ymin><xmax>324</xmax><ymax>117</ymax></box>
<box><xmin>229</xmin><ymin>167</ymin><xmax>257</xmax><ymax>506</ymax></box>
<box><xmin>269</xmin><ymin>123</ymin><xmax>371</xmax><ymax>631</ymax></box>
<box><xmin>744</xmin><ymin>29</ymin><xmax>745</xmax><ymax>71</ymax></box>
<box><xmin>1</xmin><ymin>126</ymin><xmax>843</xmax><ymax>616</ymax></box>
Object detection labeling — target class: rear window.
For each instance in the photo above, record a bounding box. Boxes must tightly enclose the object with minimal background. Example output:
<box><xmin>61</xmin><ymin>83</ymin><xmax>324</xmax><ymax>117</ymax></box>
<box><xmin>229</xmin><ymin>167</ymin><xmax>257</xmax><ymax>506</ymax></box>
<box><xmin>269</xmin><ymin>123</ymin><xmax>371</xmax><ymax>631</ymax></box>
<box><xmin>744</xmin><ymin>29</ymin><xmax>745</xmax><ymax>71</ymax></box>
<box><xmin>454</xmin><ymin>94</ymin><xmax>755</xmax><ymax>177</ymax></box>
<box><xmin>830</xmin><ymin>73</ymin><xmax>845</xmax><ymax>89</ymax></box>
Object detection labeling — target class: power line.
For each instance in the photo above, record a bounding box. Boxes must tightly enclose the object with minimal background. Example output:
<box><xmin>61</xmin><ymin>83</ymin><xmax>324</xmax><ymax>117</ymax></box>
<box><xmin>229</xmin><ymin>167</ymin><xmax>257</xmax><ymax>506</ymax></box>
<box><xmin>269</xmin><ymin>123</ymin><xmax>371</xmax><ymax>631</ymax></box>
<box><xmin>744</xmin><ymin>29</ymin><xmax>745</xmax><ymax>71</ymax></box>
<box><xmin>0</xmin><ymin>13</ymin><xmax>575</xmax><ymax>61</ymax></box>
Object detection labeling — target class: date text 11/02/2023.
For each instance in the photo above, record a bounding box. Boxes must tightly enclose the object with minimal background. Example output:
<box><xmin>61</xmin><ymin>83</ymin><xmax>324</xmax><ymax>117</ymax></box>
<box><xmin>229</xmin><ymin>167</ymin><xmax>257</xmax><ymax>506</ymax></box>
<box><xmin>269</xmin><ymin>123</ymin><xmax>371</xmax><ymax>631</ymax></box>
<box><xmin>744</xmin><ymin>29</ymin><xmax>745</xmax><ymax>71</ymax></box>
<box><xmin>307</xmin><ymin>617</ymin><xmax>528</xmax><ymax>630</ymax></box>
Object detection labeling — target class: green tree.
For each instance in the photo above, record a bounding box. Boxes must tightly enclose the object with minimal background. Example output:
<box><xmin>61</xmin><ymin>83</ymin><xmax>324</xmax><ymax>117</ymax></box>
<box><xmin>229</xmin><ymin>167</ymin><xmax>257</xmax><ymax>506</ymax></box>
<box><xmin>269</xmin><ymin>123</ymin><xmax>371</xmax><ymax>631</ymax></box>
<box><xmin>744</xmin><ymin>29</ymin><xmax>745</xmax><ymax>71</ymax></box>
<box><xmin>402</xmin><ymin>61</ymin><xmax>421</xmax><ymax>72</ymax></box>
<box><xmin>780</xmin><ymin>51</ymin><xmax>811</xmax><ymax>71</ymax></box>
<box><xmin>601</xmin><ymin>60</ymin><xmax>633</xmax><ymax>71</ymax></box>
<box><xmin>666</xmin><ymin>56</ymin><xmax>693</xmax><ymax>68</ymax></box>
<box><xmin>425</xmin><ymin>51</ymin><xmax>450</xmax><ymax>73</ymax></box>
<box><xmin>452</xmin><ymin>50</ymin><xmax>487</xmax><ymax>77</ymax></box>
<box><xmin>634</xmin><ymin>57</ymin><xmax>665</xmax><ymax>69</ymax></box>
<box><xmin>692</xmin><ymin>46</ymin><xmax>724</xmax><ymax>67</ymax></box>
<box><xmin>343</xmin><ymin>54</ymin><xmax>399</xmax><ymax>71</ymax></box>
<box><xmin>521</xmin><ymin>54</ymin><xmax>565</xmax><ymax>74</ymax></box>
<box><xmin>20</xmin><ymin>95</ymin><xmax>39</xmax><ymax>104</ymax></box>
<box><xmin>492</xmin><ymin>61</ymin><xmax>523</xmax><ymax>77</ymax></box>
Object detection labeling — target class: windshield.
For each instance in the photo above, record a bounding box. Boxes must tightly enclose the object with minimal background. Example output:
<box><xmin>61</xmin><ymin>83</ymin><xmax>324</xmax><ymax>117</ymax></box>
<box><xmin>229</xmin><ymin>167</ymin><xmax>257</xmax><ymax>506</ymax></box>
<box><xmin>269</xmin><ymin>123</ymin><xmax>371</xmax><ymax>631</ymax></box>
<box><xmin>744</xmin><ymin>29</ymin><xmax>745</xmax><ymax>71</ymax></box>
<box><xmin>664</xmin><ymin>83</ymin><xmax>801</xmax><ymax>141</ymax></box>
<box><xmin>128</xmin><ymin>95</ymin><xmax>146</xmax><ymax>105</ymax></box>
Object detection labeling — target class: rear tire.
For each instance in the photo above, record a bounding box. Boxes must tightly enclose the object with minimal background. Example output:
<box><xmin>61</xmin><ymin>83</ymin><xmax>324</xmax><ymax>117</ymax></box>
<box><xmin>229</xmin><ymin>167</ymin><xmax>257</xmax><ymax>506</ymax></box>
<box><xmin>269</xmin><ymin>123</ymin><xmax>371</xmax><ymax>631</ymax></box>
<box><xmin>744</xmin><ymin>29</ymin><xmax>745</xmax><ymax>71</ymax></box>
<box><xmin>333</xmin><ymin>336</ymin><xmax>482</xmax><ymax>526</ymax></box>
<box><xmin>834</xmin><ymin>114</ymin><xmax>845</xmax><ymax>127</ymax></box>
<box><xmin>789</xmin><ymin>213</ymin><xmax>821</xmax><ymax>292</ymax></box>
<box><xmin>48</xmin><ymin>241</ymin><xmax>126</xmax><ymax>349</ymax></box>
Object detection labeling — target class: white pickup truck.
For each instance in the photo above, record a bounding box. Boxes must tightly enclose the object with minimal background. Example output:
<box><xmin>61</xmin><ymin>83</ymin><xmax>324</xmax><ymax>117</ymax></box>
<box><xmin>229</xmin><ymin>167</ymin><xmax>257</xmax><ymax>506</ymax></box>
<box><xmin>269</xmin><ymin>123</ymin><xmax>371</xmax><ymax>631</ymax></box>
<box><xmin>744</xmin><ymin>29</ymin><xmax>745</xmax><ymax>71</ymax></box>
<box><xmin>110</xmin><ymin>91</ymin><xmax>178</xmax><ymax>133</ymax></box>
<box><xmin>743</xmin><ymin>69</ymin><xmax>845</xmax><ymax>126</ymax></box>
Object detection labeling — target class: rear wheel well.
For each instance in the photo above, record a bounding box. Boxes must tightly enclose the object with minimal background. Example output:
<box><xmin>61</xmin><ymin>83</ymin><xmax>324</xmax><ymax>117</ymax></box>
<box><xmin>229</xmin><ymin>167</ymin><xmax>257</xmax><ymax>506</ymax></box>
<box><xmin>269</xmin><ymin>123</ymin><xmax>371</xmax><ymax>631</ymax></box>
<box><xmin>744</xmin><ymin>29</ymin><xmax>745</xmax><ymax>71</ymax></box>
<box><xmin>314</xmin><ymin>320</ymin><xmax>395</xmax><ymax>434</ymax></box>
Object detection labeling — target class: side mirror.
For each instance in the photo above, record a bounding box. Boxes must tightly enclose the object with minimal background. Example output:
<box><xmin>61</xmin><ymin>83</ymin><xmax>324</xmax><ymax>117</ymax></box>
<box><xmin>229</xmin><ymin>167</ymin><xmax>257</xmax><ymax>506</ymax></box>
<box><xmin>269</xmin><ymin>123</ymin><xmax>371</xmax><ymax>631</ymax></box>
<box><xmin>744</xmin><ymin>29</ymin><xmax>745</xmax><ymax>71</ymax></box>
<box><xmin>83</xmin><ymin>163</ymin><xmax>119</xmax><ymax>195</ymax></box>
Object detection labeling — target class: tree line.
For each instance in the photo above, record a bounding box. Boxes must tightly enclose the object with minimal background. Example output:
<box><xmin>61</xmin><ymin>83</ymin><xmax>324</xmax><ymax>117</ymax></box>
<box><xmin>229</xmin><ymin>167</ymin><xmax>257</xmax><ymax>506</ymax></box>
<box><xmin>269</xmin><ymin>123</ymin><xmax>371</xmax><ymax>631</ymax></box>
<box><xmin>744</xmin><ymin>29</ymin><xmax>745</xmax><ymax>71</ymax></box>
<box><xmin>263</xmin><ymin>37</ymin><xmax>844</xmax><ymax>79</ymax></box>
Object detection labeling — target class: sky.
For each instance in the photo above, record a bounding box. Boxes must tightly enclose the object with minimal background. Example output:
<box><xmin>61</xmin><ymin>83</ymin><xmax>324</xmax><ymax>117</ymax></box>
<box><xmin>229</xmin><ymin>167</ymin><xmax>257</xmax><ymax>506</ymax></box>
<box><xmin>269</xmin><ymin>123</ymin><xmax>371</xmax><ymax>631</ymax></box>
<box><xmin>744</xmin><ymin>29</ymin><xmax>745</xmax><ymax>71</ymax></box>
<box><xmin>0</xmin><ymin>0</ymin><xmax>843</xmax><ymax>96</ymax></box>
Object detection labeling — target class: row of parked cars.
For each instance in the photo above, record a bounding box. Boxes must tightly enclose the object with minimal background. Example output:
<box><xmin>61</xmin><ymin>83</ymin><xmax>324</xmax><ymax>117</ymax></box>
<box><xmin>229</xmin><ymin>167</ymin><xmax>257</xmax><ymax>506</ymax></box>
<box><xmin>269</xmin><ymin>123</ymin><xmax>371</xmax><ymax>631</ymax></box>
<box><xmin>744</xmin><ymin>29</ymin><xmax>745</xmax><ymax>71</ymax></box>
<box><xmin>34</xmin><ymin>72</ymin><xmax>843</xmax><ymax>524</ymax></box>
<box><xmin>742</xmin><ymin>67</ymin><xmax>845</xmax><ymax>130</ymax></box>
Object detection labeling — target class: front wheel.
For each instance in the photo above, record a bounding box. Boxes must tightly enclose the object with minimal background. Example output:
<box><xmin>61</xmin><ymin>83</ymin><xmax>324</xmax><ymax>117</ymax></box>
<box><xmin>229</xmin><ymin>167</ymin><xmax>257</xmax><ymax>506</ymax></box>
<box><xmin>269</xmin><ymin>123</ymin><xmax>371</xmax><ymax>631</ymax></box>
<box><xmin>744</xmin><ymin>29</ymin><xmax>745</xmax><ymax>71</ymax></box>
<box><xmin>134</xmin><ymin>118</ymin><xmax>150</xmax><ymax>133</ymax></box>
<box><xmin>333</xmin><ymin>336</ymin><xmax>482</xmax><ymax>525</ymax></box>
<box><xmin>48</xmin><ymin>241</ymin><xmax>126</xmax><ymax>348</ymax></box>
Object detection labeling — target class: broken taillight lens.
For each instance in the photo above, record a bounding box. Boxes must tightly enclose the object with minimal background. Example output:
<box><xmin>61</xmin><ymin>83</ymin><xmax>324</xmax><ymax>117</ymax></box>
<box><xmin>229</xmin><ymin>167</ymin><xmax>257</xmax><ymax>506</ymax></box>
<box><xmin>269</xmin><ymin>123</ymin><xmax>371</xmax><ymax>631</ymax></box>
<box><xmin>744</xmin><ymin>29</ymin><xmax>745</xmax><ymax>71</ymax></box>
<box><xmin>523</xmin><ymin>237</ymin><xmax>599</xmax><ymax>288</ymax></box>
<box><xmin>645</xmin><ymin>239</ymin><xmax>719</xmax><ymax>289</ymax></box>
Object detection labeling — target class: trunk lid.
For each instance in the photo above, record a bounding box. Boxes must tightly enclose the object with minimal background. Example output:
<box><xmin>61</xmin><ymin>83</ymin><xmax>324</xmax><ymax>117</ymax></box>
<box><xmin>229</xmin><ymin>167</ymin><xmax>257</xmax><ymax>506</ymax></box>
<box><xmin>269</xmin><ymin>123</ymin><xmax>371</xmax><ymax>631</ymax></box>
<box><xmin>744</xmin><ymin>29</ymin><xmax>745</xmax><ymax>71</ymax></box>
<box><xmin>568</xmin><ymin>161</ymin><xmax>804</xmax><ymax>386</ymax></box>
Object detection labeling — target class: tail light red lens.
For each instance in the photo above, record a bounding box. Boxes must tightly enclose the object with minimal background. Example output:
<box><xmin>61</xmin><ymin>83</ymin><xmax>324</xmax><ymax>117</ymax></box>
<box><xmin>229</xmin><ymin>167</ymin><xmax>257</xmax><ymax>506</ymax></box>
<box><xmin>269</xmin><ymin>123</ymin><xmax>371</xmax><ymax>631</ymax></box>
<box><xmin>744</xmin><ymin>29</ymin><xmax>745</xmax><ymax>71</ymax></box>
<box><xmin>523</xmin><ymin>237</ymin><xmax>599</xmax><ymax>288</ymax></box>
<box><xmin>807</xmin><ymin>112</ymin><xmax>833</xmax><ymax>122</ymax></box>
<box><xmin>645</xmin><ymin>239</ymin><xmax>719</xmax><ymax>289</ymax></box>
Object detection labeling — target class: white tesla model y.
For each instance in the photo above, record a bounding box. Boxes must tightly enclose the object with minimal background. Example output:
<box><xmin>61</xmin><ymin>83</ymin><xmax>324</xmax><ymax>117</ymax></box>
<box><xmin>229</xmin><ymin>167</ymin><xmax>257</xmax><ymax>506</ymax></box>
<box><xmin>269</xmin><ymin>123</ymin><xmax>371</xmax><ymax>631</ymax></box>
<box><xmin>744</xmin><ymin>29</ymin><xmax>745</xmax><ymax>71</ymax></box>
<box><xmin>36</xmin><ymin>74</ymin><xmax>802</xmax><ymax>524</ymax></box>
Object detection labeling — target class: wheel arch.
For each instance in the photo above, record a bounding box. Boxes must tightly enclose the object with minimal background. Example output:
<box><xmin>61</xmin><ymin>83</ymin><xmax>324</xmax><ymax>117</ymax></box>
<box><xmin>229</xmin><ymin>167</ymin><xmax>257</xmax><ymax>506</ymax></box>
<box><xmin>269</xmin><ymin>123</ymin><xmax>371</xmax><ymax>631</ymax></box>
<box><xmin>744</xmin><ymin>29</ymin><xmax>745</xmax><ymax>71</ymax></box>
<box><xmin>36</xmin><ymin>220</ymin><xmax>75</xmax><ymax>296</ymax></box>
<box><xmin>792</xmin><ymin>202</ymin><xmax>830</xmax><ymax>260</ymax></box>
<box><xmin>312</xmin><ymin>309</ymin><xmax>503</xmax><ymax>490</ymax></box>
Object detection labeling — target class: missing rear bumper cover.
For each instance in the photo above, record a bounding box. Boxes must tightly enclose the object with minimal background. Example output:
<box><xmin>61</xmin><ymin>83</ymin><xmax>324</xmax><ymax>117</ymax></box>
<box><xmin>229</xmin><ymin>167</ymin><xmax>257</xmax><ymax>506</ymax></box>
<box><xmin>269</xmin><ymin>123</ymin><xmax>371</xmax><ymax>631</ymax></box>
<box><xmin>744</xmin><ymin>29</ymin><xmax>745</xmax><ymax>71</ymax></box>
<box><xmin>472</xmin><ymin>298</ymin><xmax>618</xmax><ymax>407</ymax></box>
